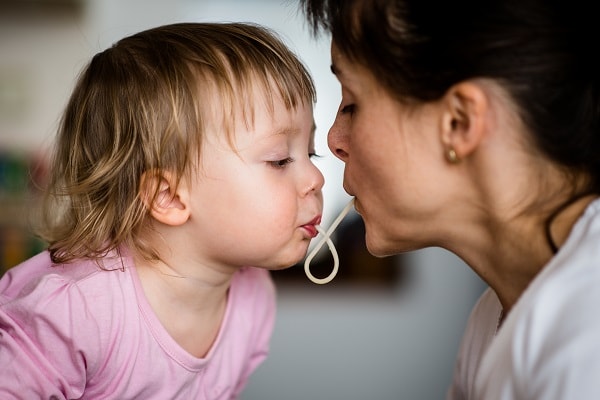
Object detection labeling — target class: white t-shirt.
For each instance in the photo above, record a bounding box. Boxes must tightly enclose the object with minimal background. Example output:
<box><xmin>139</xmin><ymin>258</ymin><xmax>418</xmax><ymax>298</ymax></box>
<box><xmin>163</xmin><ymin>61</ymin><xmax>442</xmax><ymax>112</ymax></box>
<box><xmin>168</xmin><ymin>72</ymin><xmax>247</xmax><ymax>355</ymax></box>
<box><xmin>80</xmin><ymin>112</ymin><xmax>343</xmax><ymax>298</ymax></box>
<box><xmin>448</xmin><ymin>198</ymin><xmax>600</xmax><ymax>400</ymax></box>
<box><xmin>447</xmin><ymin>288</ymin><xmax>501</xmax><ymax>400</ymax></box>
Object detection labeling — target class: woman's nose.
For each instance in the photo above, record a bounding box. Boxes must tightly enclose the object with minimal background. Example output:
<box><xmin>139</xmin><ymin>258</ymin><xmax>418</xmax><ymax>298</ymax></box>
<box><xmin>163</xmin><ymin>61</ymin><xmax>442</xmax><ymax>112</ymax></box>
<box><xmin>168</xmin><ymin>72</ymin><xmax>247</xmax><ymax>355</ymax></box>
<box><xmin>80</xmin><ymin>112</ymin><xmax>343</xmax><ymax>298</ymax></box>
<box><xmin>328</xmin><ymin>115</ymin><xmax>349</xmax><ymax>162</ymax></box>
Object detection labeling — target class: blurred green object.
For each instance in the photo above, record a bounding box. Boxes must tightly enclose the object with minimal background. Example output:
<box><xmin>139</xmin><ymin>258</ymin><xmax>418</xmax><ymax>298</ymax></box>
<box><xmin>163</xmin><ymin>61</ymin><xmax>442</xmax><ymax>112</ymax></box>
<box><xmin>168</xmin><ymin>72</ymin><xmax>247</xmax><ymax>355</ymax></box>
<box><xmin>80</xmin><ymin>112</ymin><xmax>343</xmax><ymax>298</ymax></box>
<box><xmin>0</xmin><ymin>149</ymin><xmax>47</xmax><ymax>274</ymax></box>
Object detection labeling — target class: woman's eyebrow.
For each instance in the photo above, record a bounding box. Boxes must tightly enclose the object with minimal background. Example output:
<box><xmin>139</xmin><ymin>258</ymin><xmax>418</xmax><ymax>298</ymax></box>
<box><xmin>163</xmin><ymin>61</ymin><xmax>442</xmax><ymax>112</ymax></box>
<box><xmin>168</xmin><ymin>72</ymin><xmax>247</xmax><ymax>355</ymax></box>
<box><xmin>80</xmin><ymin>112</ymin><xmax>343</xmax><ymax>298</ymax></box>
<box><xmin>330</xmin><ymin>63</ymin><xmax>349</xmax><ymax>83</ymax></box>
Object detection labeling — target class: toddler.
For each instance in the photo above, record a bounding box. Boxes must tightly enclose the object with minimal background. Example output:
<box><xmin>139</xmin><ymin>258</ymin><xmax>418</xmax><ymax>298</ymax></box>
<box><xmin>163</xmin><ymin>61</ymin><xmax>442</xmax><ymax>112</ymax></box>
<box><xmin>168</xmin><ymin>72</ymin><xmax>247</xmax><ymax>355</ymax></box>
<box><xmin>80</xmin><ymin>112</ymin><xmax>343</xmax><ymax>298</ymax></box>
<box><xmin>0</xmin><ymin>22</ymin><xmax>324</xmax><ymax>399</ymax></box>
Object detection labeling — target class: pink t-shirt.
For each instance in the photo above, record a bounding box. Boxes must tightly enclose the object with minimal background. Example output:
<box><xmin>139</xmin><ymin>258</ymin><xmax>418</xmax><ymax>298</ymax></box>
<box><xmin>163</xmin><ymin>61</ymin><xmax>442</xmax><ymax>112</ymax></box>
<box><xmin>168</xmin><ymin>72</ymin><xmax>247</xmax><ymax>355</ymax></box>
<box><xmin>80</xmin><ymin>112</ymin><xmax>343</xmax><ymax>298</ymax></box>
<box><xmin>0</xmin><ymin>250</ymin><xmax>276</xmax><ymax>399</ymax></box>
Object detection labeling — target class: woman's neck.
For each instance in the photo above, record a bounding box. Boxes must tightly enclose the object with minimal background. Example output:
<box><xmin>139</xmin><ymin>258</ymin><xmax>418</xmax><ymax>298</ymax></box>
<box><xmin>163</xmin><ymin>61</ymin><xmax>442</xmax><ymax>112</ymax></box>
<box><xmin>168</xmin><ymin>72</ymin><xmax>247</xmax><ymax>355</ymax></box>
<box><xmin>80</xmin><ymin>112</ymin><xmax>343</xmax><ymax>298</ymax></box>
<box><xmin>447</xmin><ymin>194</ymin><xmax>597</xmax><ymax>315</ymax></box>
<box><xmin>547</xmin><ymin>194</ymin><xmax>597</xmax><ymax>252</ymax></box>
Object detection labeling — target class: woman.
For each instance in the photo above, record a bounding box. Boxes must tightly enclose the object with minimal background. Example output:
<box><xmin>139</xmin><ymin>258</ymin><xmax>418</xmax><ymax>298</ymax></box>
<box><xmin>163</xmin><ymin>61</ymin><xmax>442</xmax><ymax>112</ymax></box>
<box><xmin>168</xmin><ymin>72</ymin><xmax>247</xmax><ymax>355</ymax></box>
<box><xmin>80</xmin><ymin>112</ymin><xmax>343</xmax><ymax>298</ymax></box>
<box><xmin>300</xmin><ymin>0</ymin><xmax>600</xmax><ymax>398</ymax></box>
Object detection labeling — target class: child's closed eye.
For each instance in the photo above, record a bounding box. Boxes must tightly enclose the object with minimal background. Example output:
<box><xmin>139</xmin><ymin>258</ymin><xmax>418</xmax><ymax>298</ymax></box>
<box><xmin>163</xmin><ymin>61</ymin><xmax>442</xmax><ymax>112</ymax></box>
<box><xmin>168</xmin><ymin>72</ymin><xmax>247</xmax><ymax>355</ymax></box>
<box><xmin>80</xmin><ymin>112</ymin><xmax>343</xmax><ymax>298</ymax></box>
<box><xmin>268</xmin><ymin>157</ymin><xmax>294</xmax><ymax>169</ymax></box>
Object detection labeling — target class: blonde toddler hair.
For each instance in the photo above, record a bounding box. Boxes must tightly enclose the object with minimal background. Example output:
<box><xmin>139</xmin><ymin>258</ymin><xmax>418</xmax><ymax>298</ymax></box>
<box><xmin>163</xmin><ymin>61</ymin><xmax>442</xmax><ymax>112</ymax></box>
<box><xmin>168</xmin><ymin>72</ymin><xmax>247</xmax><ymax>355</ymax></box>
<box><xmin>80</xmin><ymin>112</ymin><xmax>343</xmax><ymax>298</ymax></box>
<box><xmin>39</xmin><ymin>22</ymin><xmax>316</xmax><ymax>264</ymax></box>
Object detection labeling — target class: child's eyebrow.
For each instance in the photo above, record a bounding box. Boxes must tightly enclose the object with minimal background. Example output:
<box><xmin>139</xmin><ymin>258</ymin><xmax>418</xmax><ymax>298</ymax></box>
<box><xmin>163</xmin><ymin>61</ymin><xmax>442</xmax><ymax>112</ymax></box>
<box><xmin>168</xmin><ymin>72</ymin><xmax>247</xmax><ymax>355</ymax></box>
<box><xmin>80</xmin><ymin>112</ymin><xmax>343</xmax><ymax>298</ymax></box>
<box><xmin>270</xmin><ymin>121</ymin><xmax>315</xmax><ymax>140</ymax></box>
<box><xmin>274</xmin><ymin>126</ymin><xmax>302</xmax><ymax>137</ymax></box>
<box><xmin>276</xmin><ymin>127</ymin><xmax>297</xmax><ymax>135</ymax></box>
<box><xmin>276</xmin><ymin>121</ymin><xmax>316</xmax><ymax>135</ymax></box>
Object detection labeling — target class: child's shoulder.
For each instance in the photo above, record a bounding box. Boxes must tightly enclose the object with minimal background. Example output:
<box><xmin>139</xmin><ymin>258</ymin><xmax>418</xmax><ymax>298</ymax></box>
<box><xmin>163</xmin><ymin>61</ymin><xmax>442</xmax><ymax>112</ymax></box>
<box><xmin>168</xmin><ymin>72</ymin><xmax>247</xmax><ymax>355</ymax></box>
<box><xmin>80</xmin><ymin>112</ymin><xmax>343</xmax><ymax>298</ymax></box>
<box><xmin>0</xmin><ymin>251</ymin><xmax>140</xmax><ymax>387</ymax></box>
<box><xmin>0</xmin><ymin>250</ymin><xmax>134</xmax><ymax>305</ymax></box>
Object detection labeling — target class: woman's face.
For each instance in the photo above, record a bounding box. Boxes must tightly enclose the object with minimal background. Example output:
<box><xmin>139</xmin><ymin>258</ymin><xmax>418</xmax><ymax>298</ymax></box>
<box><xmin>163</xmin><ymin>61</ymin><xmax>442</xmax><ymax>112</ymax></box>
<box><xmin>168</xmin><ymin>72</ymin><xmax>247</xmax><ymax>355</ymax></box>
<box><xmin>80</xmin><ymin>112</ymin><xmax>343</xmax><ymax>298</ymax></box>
<box><xmin>329</xmin><ymin>43</ymin><xmax>448</xmax><ymax>256</ymax></box>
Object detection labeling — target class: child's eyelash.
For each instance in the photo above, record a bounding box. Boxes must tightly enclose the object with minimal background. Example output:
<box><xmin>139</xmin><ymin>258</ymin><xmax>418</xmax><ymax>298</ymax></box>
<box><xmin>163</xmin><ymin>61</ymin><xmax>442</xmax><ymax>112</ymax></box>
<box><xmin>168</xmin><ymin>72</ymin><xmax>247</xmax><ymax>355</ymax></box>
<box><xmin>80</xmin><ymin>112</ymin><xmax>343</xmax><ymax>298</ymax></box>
<box><xmin>269</xmin><ymin>157</ymin><xmax>294</xmax><ymax>168</ymax></box>
<box><xmin>269</xmin><ymin>153</ymin><xmax>321</xmax><ymax>169</ymax></box>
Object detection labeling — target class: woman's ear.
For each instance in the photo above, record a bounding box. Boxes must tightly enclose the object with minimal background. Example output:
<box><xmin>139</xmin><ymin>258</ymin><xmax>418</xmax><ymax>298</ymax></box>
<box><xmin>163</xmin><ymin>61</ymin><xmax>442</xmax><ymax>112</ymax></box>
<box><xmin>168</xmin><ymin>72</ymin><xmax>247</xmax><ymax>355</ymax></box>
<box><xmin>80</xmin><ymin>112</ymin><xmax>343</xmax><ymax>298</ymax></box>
<box><xmin>439</xmin><ymin>80</ymin><xmax>490</xmax><ymax>162</ymax></box>
<box><xmin>139</xmin><ymin>170</ymin><xmax>190</xmax><ymax>226</ymax></box>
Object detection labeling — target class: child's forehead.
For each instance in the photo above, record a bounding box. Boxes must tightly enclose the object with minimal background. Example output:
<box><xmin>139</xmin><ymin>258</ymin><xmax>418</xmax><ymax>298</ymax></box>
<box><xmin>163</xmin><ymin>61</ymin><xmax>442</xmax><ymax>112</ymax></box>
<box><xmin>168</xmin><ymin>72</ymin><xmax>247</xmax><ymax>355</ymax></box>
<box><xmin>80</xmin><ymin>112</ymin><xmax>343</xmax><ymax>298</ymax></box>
<box><xmin>200</xmin><ymin>62</ymin><xmax>310</xmax><ymax>110</ymax></box>
<box><xmin>228</xmin><ymin>104</ymin><xmax>312</xmax><ymax>141</ymax></box>
<box><xmin>201</xmin><ymin>96</ymin><xmax>314</xmax><ymax>153</ymax></box>
<box><xmin>205</xmin><ymin>79</ymin><xmax>310</xmax><ymax>129</ymax></box>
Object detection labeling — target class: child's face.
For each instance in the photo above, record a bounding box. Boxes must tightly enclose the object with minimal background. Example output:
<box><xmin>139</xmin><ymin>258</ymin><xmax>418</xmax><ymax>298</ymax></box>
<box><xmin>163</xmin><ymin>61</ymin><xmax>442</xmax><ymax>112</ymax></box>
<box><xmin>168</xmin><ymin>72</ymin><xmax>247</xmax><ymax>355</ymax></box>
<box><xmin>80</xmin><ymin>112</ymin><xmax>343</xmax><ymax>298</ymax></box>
<box><xmin>187</xmin><ymin>90</ymin><xmax>324</xmax><ymax>271</ymax></box>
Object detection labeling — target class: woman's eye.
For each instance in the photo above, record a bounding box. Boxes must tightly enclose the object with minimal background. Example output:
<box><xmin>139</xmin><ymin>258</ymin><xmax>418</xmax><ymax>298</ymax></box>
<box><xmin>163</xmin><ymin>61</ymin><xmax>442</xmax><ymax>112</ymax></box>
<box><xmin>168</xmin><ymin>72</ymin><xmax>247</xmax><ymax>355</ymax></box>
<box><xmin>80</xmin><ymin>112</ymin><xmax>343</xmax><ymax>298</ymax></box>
<box><xmin>340</xmin><ymin>104</ymin><xmax>355</xmax><ymax>115</ymax></box>
<box><xmin>309</xmin><ymin>152</ymin><xmax>322</xmax><ymax>160</ymax></box>
<box><xmin>269</xmin><ymin>157</ymin><xmax>294</xmax><ymax>169</ymax></box>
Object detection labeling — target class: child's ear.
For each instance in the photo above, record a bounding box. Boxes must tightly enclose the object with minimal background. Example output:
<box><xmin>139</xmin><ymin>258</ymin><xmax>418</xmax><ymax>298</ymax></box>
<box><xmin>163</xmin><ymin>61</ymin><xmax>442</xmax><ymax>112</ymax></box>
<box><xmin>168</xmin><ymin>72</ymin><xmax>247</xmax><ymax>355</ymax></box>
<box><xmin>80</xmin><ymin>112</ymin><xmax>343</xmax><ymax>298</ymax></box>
<box><xmin>439</xmin><ymin>80</ymin><xmax>489</xmax><ymax>162</ymax></box>
<box><xmin>139</xmin><ymin>171</ymin><xmax>190</xmax><ymax>226</ymax></box>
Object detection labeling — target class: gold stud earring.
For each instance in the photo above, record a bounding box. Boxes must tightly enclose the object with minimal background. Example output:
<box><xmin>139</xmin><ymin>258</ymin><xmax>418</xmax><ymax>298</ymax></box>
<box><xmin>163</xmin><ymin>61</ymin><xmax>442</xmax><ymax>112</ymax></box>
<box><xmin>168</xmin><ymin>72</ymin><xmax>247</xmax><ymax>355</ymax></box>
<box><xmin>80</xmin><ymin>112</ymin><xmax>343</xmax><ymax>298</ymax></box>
<box><xmin>446</xmin><ymin>148</ymin><xmax>460</xmax><ymax>164</ymax></box>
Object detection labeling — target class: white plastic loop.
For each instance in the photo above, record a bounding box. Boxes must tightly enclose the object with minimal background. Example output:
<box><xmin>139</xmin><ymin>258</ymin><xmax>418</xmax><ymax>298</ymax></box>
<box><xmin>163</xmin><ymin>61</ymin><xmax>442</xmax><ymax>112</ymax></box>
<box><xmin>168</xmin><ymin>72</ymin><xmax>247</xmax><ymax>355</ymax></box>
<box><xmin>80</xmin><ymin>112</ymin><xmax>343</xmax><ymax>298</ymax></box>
<box><xmin>304</xmin><ymin>198</ymin><xmax>355</xmax><ymax>284</ymax></box>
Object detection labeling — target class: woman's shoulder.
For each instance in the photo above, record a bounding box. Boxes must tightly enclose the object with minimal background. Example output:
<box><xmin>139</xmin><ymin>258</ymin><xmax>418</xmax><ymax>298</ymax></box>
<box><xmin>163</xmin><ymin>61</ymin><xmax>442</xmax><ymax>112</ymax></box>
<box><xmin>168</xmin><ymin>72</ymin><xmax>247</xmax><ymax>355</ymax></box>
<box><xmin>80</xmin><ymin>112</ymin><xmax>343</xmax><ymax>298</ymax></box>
<box><xmin>447</xmin><ymin>287</ymin><xmax>500</xmax><ymax>400</ymax></box>
<box><xmin>460</xmin><ymin>287</ymin><xmax>502</xmax><ymax>352</ymax></box>
<box><xmin>476</xmin><ymin>205</ymin><xmax>600</xmax><ymax>398</ymax></box>
<box><xmin>466</xmin><ymin>288</ymin><xmax>502</xmax><ymax>332</ymax></box>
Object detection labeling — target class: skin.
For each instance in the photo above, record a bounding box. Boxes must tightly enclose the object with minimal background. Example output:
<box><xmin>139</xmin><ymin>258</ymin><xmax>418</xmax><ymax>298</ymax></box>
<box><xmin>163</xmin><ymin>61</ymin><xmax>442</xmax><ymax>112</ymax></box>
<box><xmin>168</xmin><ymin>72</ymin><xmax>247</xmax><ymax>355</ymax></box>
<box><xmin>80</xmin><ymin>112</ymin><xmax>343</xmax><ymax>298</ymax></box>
<box><xmin>186</xmin><ymin>96</ymin><xmax>324</xmax><ymax>273</ymax></box>
<box><xmin>136</xmin><ymin>85</ymin><xmax>324</xmax><ymax>357</ymax></box>
<box><xmin>328</xmin><ymin>42</ymin><xmax>594</xmax><ymax>316</ymax></box>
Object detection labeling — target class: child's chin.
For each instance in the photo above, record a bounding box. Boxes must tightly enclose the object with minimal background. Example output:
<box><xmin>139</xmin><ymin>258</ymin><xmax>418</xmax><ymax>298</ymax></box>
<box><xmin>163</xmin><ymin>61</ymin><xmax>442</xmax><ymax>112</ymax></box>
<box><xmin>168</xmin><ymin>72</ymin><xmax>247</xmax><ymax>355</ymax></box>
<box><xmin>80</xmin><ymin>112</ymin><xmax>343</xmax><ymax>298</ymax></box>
<box><xmin>271</xmin><ymin>255</ymin><xmax>305</xmax><ymax>271</ymax></box>
<box><xmin>269</xmin><ymin>261</ymin><xmax>299</xmax><ymax>271</ymax></box>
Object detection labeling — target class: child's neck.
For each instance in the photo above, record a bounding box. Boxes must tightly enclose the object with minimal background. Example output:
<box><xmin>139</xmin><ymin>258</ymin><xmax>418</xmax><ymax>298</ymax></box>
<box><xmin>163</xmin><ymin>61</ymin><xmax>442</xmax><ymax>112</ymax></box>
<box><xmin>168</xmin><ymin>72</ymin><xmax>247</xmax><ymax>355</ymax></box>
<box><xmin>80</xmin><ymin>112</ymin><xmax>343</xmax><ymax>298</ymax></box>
<box><xmin>134</xmin><ymin>256</ymin><xmax>234</xmax><ymax>358</ymax></box>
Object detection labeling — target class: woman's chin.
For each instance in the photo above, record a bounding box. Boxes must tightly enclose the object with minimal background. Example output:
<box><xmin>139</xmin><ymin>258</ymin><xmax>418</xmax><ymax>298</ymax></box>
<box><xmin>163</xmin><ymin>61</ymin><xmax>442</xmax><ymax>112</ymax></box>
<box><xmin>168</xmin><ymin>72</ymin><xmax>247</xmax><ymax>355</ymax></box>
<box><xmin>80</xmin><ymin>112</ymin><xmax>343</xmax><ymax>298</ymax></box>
<box><xmin>364</xmin><ymin>232</ymin><xmax>405</xmax><ymax>258</ymax></box>
<box><xmin>364</xmin><ymin>235</ymin><xmax>387</xmax><ymax>257</ymax></box>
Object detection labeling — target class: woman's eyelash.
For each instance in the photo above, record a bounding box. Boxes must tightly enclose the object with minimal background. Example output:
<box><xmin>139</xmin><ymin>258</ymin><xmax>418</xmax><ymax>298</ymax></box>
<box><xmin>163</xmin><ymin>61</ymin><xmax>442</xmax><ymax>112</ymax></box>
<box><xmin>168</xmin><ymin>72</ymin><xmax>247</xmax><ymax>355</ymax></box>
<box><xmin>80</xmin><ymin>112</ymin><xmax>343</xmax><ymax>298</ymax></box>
<box><xmin>340</xmin><ymin>104</ymin><xmax>355</xmax><ymax>115</ymax></box>
<box><xmin>309</xmin><ymin>152</ymin><xmax>323</xmax><ymax>159</ymax></box>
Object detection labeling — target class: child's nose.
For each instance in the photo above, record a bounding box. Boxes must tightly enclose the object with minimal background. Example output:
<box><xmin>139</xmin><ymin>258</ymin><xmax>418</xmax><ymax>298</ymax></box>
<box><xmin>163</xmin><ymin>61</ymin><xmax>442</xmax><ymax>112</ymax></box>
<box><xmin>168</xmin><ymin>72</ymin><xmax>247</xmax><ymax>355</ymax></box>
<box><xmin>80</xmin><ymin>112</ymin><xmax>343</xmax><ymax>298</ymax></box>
<box><xmin>303</xmin><ymin>162</ymin><xmax>325</xmax><ymax>196</ymax></box>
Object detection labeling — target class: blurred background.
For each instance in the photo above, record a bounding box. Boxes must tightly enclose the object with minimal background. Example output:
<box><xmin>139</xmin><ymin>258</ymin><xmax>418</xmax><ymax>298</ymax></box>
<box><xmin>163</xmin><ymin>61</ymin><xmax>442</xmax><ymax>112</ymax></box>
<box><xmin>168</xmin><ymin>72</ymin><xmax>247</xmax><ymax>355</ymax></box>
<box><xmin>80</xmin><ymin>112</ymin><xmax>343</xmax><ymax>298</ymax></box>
<box><xmin>0</xmin><ymin>0</ymin><xmax>487</xmax><ymax>398</ymax></box>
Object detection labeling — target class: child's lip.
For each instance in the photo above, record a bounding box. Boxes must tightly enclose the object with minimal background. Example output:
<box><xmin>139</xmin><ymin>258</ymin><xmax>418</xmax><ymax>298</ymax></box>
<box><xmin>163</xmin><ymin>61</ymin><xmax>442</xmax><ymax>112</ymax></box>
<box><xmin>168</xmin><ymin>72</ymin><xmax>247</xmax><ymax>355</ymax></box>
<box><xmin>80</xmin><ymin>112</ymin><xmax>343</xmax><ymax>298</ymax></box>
<box><xmin>306</xmin><ymin>215</ymin><xmax>322</xmax><ymax>226</ymax></box>
<box><xmin>302</xmin><ymin>225</ymin><xmax>319</xmax><ymax>238</ymax></box>
<box><xmin>301</xmin><ymin>215</ymin><xmax>322</xmax><ymax>238</ymax></box>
